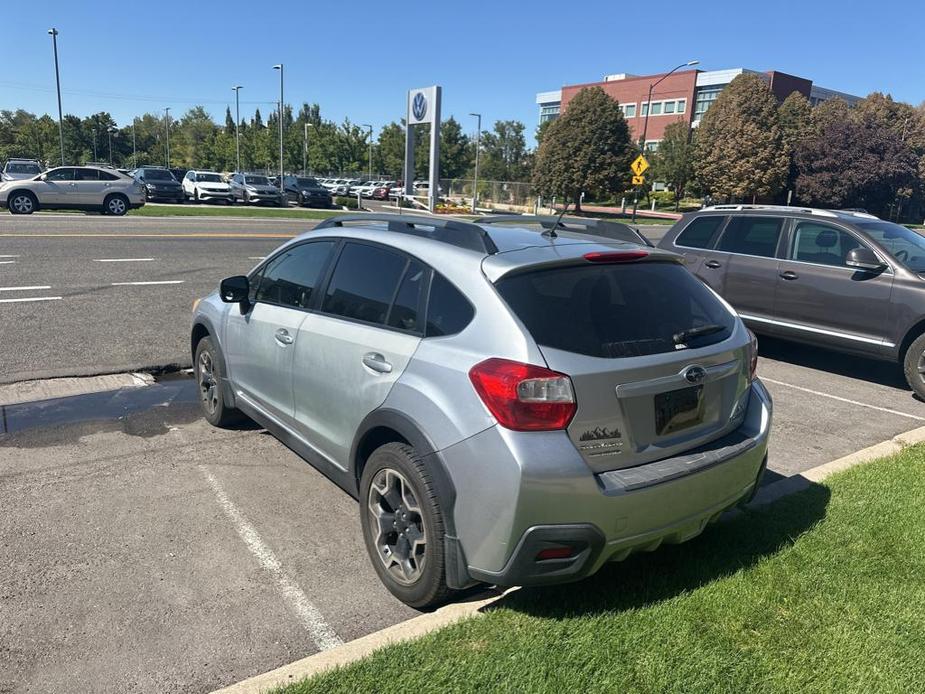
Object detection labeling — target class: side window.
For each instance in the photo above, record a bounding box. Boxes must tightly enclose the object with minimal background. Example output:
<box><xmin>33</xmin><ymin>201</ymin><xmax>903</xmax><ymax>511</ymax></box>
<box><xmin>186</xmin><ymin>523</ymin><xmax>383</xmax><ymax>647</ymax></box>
<box><xmin>45</xmin><ymin>168</ymin><xmax>75</xmax><ymax>181</ymax></box>
<box><xmin>675</xmin><ymin>216</ymin><xmax>726</xmax><ymax>249</ymax></box>
<box><xmin>791</xmin><ymin>222</ymin><xmax>863</xmax><ymax>267</ymax></box>
<box><xmin>386</xmin><ymin>261</ymin><xmax>427</xmax><ymax>332</ymax></box>
<box><xmin>322</xmin><ymin>243</ymin><xmax>407</xmax><ymax>325</ymax></box>
<box><xmin>99</xmin><ymin>170</ymin><xmax>119</xmax><ymax>181</ymax></box>
<box><xmin>254</xmin><ymin>241</ymin><xmax>335</xmax><ymax>309</ymax></box>
<box><xmin>185</xmin><ymin>172</ymin><xmax>194</xmax><ymax>181</ymax></box>
<box><xmin>425</xmin><ymin>274</ymin><xmax>474</xmax><ymax>337</ymax></box>
<box><xmin>717</xmin><ymin>216</ymin><xmax>784</xmax><ymax>258</ymax></box>
<box><xmin>75</xmin><ymin>169</ymin><xmax>100</xmax><ymax>181</ymax></box>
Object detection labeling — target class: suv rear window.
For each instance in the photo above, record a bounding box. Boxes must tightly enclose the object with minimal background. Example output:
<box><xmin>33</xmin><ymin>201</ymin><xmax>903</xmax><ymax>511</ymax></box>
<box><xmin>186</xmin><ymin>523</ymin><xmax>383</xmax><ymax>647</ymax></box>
<box><xmin>495</xmin><ymin>261</ymin><xmax>734</xmax><ymax>358</ymax></box>
<box><xmin>675</xmin><ymin>216</ymin><xmax>725</xmax><ymax>248</ymax></box>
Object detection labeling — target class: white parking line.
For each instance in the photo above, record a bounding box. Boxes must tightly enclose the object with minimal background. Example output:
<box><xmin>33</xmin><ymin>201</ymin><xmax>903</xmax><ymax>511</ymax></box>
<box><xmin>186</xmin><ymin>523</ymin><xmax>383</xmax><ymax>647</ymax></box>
<box><xmin>200</xmin><ymin>468</ymin><xmax>343</xmax><ymax>651</ymax></box>
<box><xmin>0</xmin><ymin>296</ymin><xmax>62</xmax><ymax>304</ymax></box>
<box><xmin>111</xmin><ymin>280</ymin><xmax>184</xmax><ymax>286</ymax></box>
<box><xmin>0</xmin><ymin>286</ymin><xmax>52</xmax><ymax>292</ymax></box>
<box><xmin>0</xmin><ymin>261</ymin><xmax>16</xmax><ymax>265</ymax></box>
<box><xmin>0</xmin><ymin>255</ymin><xmax>19</xmax><ymax>258</ymax></box>
<box><xmin>94</xmin><ymin>258</ymin><xmax>155</xmax><ymax>263</ymax></box>
<box><xmin>249</xmin><ymin>256</ymin><xmax>265</xmax><ymax>260</ymax></box>
<box><xmin>761</xmin><ymin>377</ymin><xmax>925</xmax><ymax>422</ymax></box>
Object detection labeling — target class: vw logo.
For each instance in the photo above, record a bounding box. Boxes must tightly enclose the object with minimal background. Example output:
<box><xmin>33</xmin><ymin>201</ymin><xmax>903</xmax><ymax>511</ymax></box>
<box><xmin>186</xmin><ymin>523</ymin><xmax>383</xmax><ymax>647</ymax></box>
<box><xmin>412</xmin><ymin>92</ymin><xmax>427</xmax><ymax>121</ymax></box>
<box><xmin>684</xmin><ymin>366</ymin><xmax>707</xmax><ymax>385</ymax></box>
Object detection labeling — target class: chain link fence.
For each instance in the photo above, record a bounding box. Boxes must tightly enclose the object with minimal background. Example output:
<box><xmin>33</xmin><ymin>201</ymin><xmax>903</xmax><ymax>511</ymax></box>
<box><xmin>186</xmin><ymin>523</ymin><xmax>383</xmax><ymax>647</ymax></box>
<box><xmin>440</xmin><ymin>178</ymin><xmax>535</xmax><ymax>208</ymax></box>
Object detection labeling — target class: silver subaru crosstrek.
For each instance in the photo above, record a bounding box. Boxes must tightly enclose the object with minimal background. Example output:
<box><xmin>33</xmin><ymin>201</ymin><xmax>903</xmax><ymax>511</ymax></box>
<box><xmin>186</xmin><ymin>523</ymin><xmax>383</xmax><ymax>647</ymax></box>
<box><xmin>191</xmin><ymin>214</ymin><xmax>772</xmax><ymax>608</ymax></box>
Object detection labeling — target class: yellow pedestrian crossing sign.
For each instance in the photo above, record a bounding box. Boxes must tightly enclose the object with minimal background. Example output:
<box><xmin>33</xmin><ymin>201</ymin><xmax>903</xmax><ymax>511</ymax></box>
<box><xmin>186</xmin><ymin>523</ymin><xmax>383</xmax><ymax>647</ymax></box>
<box><xmin>632</xmin><ymin>175</ymin><xmax>645</xmax><ymax>185</ymax></box>
<box><xmin>630</xmin><ymin>155</ymin><xmax>649</xmax><ymax>177</ymax></box>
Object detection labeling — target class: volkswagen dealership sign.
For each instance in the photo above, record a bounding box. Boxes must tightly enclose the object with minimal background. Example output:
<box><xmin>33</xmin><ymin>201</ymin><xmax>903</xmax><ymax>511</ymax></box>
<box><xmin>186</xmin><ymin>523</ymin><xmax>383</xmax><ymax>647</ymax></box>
<box><xmin>407</xmin><ymin>86</ymin><xmax>438</xmax><ymax>125</ymax></box>
<box><xmin>405</xmin><ymin>85</ymin><xmax>442</xmax><ymax>211</ymax></box>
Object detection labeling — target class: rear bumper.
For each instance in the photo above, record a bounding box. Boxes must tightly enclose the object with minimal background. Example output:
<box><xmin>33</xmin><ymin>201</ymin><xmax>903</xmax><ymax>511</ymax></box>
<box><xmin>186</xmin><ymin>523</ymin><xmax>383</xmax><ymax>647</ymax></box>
<box><xmin>445</xmin><ymin>379</ymin><xmax>772</xmax><ymax>587</ymax></box>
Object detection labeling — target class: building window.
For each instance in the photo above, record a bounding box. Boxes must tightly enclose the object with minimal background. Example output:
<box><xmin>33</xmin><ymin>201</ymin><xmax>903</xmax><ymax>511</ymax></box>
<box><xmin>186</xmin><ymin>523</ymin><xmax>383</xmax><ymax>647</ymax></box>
<box><xmin>620</xmin><ymin>103</ymin><xmax>636</xmax><ymax>118</ymax></box>
<box><xmin>664</xmin><ymin>101</ymin><xmax>676</xmax><ymax>114</ymax></box>
<box><xmin>539</xmin><ymin>104</ymin><xmax>560</xmax><ymax>123</ymax></box>
<box><xmin>693</xmin><ymin>86</ymin><xmax>723</xmax><ymax>120</ymax></box>
<box><xmin>640</xmin><ymin>99</ymin><xmax>686</xmax><ymax>118</ymax></box>
<box><xmin>677</xmin><ymin>98</ymin><xmax>686</xmax><ymax>114</ymax></box>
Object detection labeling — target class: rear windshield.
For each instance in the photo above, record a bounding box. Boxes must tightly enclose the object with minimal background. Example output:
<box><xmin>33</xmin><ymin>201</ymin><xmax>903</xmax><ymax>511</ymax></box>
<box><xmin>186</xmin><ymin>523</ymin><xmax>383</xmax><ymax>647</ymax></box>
<box><xmin>144</xmin><ymin>169</ymin><xmax>175</xmax><ymax>181</ymax></box>
<box><xmin>5</xmin><ymin>163</ymin><xmax>41</xmax><ymax>175</ymax></box>
<box><xmin>495</xmin><ymin>261</ymin><xmax>735</xmax><ymax>358</ymax></box>
<box><xmin>246</xmin><ymin>175</ymin><xmax>270</xmax><ymax>185</ymax></box>
<box><xmin>198</xmin><ymin>173</ymin><xmax>223</xmax><ymax>183</ymax></box>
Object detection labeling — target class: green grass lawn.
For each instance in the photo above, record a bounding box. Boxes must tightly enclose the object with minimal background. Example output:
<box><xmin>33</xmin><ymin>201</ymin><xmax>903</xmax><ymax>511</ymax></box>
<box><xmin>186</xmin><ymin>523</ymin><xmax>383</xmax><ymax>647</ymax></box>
<box><xmin>278</xmin><ymin>447</ymin><xmax>925</xmax><ymax>694</ymax></box>
<box><xmin>128</xmin><ymin>204</ymin><xmax>342</xmax><ymax>220</ymax></box>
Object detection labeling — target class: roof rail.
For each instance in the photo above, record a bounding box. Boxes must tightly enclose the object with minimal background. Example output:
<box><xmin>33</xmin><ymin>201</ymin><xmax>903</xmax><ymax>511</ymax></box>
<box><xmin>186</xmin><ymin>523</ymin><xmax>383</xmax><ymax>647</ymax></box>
<box><xmin>702</xmin><ymin>204</ymin><xmax>837</xmax><ymax>217</ymax></box>
<box><xmin>479</xmin><ymin>214</ymin><xmax>653</xmax><ymax>247</ymax></box>
<box><xmin>314</xmin><ymin>213</ymin><xmax>499</xmax><ymax>254</ymax></box>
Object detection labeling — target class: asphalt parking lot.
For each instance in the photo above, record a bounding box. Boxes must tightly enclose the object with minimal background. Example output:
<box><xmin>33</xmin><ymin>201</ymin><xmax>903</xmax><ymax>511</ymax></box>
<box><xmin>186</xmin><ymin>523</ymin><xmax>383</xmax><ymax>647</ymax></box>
<box><xmin>2</xmin><ymin>213</ymin><xmax>925</xmax><ymax>693</ymax></box>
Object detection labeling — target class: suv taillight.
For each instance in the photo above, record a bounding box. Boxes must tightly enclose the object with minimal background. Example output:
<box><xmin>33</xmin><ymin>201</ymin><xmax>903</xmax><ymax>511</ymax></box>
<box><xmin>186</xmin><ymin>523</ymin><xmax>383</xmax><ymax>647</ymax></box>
<box><xmin>468</xmin><ymin>358</ymin><xmax>576</xmax><ymax>431</ymax></box>
<box><xmin>747</xmin><ymin>330</ymin><xmax>758</xmax><ymax>381</ymax></box>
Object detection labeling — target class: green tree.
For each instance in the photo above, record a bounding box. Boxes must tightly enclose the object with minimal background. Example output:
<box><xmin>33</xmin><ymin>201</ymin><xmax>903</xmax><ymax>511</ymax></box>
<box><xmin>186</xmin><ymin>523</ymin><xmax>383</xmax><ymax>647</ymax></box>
<box><xmin>480</xmin><ymin>120</ymin><xmax>529</xmax><ymax>182</ymax></box>
<box><xmin>694</xmin><ymin>73</ymin><xmax>789</xmax><ymax>201</ymax></box>
<box><xmin>532</xmin><ymin>87</ymin><xmax>633</xmax><ymax>212</ymax></box>
<box><xmin>438</xmin><ymin>116</ymin><xmax>471</xmax><ymax>179</ymax></box>
<box><xmin>651</xmin><ymin>121</ymin><xmax>695</xmax><ymax>210</ymax></box>
<box><xmin>777</xmin><ymin>91</ymin><xmax>813</xmax><ymax>199</ymax></box>
<box><xmin>375</xmin><ymin>122</ymin><xmax>406</xmax><ymax>179</ymax></box>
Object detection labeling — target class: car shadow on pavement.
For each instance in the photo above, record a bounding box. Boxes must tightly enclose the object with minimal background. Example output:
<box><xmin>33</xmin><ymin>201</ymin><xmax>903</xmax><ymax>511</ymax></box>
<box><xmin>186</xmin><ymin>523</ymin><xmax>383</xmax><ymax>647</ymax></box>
<box><xmin>487</xmin><ymin>482</ymin><xmax>830</xmax><ymax>619</ymax></box>
<box><xmin>758</xmin><ymin>336</ymin><xmax>909</xmax><ymax>392</ymax></box>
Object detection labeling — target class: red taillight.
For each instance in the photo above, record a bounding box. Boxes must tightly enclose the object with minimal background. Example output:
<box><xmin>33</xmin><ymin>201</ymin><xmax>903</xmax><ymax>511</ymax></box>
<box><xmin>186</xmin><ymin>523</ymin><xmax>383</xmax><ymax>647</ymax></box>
<box><xmin>535</xmin><ymin>546</ymin><xmax>575</xmax><ymax>561</ymax></box>
<box><xmin>468</xmin><ymin>358</ymin><xmax>576</xmax><ymax>431</ymax></box>
<box><xmin>583</xmin><ymin>250</ymin><xmax>649</xmax><ymax>263</ymax></box>
<box><xmin>747</xmin><ymin>330</ymin><xmax>758</xmax><ymax>381</ymax></box>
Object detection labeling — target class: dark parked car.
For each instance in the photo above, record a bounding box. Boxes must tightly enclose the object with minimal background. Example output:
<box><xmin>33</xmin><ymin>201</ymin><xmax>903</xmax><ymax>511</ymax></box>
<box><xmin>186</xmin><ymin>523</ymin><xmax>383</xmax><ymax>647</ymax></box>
<box><xmin>131</xmin><ymin>166</ymin><xmax>184</xmax><ymax>203</ymax></box>
<box><xmin>279</xmin><ymin>175</ymin><xmax>333</xmax><ymax>208</ymax></box>
<box><xmin>657</xmin><ymin>205</ymin><xmax>925</xmax><ymax>397</ymax></box>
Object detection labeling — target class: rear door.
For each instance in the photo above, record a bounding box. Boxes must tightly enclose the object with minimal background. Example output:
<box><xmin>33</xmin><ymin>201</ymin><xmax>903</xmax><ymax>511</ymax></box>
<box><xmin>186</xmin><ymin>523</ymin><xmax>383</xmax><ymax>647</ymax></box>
<box><xmin>712</xmin><ymin>215</ymin><xmax>786</xmax><ymax>321</ymax></box>
<box><xmin>223</xmin><ymin>240</ymin><xmax>337</xmax><ymax>425</ymax></box>
<box><xmin>72</xmin><ymin>168</ymin><xmax>108</xmax><ymax>205</ymax></box>
<box><xmin>292</xmin><ymin>242</ymin><xmax>425</xmax><ymax>467</ymax></box>
<box><xmin>772</xmin><ymin>220</ymin><xmax>894</xmax><ymax>354</ymax></box>
<box><xmin>494</xmin><ymin>259</ymin><xmax>750</xmax><ymax>473</ymax></box>
<box><xmin>666</xmin><ymin>215</ymin><xmax>729</xmax><ymax>293</ymax></box>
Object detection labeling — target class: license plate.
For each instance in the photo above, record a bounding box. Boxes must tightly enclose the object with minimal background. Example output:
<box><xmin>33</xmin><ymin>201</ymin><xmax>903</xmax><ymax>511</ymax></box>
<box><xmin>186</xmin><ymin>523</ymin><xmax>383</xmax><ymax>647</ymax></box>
<box><xmin>655</xmin><ymin>385</ymin><xmax>704</xmax><ymax>436</ymax></box>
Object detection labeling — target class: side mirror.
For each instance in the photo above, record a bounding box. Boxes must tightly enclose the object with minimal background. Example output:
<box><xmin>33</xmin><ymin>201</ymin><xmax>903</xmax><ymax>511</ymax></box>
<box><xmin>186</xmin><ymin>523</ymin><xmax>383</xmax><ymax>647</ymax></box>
<box><xmin>846</xmin><ymin>247</ymin><xmax>886</xmax><ymax>272</ymax></box>
<box><xmin>220</xmin><ymin>275</ymin><xmax>250</xmax><ymax>303</ymax></box>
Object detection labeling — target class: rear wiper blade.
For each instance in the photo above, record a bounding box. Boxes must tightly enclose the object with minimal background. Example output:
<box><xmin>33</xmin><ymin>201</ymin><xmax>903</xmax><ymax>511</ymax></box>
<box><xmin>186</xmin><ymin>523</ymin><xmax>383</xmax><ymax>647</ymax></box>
<box><xmin>673</xmin><ymin>324</ymin><xmax>726</xmax><ymax>344</ymax></box>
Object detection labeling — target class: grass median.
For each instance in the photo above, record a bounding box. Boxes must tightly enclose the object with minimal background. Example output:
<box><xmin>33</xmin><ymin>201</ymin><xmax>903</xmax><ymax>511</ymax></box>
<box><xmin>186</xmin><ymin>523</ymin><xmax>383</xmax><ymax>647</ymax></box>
<box><xmin>128</xmin><ymin>204</ymin><xmax>342</xmax><ymax>220</ymax></box>
<box><xmin>278</xmin><ymin>446</ymin><xmax>925</xmax><ymax>694</ymax></box>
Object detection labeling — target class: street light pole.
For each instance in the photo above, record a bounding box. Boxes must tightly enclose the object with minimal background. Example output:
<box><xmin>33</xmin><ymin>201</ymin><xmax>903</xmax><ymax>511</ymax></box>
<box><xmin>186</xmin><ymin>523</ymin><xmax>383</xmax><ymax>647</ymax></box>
<box><xmin>107</xmin><ymin>126</ymin><xmax>115</xmax><ymax>165</ymax></box>
<box><xmin>303</xmin><ymin>122</ymin><xmax>309</xmax><ymax>175</ymax></box>
<box><xmin>362</xmin><ymin>124</ymin><xmax>373</xmax><ymax>180</ymax></box>
<box><xmin>272</xmin><ymin>65</ymin><xmax>284</xmax><ymax>191</ymax></box>
<box><xmin>631</xmin><ymin>59</ymin><xmax>699</xmax><ymax>223</ymax></box>
<box><xmin>232</xmin><ymin>85</ymin><xmax>242</xmax><ymax>172</ymax></box>
<box><xmin>92</xmin><ymin>128</ymin><xmax>98</xmax><ymax>161</ymax></box>
<box><xmin>469</xmin><ymin>112</ymin><xmax>481</xmax><ymax>213</ymax></box>
<box><xmin>48</xmin><ymin>28</ymin><xmax>65</xmax><ymax>166</ymax></box>
<box><xmin>132</xmin><ymin>119</ymin><xmax>137</xmax><ymax>168</ymax></box>
<box><xmin>164</xmin><ymin>107</ymin><xmax>171</xmax><ymax>168</ymax></box>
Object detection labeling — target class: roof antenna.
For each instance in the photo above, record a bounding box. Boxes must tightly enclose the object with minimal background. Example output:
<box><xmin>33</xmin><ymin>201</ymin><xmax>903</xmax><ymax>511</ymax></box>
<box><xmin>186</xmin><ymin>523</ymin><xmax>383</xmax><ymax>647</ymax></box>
<box><xmin>543</xmin><ymin>200</ymin><xmax>570</xmax><ymax>238</ymax></box>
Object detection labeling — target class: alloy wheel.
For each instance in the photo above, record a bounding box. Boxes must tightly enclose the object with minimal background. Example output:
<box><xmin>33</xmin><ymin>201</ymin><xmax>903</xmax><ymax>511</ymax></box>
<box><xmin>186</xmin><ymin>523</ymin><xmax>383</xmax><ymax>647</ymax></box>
<box><xmin>108</xmin><ymin>197</ymin><xmax>126</xmax><ymax>215</ymax></box>
<box><xmin>12</xmin><ymin>194</ymin><xmax>34</xmax><ymax>214</ymax></box>
<box><xmin>367</xmin><ymin>467</ymin><xmax>427</xmax><ymax>585</ymax></box>
<box><xmin>917</xmin><ymin>350</ymin><xmax>925</xmax><ymax>385</ymax></box>
<box><xmin>198</xmin><ymin>350</ymin><xmax>218</xmax><ymax>416</ymax></box>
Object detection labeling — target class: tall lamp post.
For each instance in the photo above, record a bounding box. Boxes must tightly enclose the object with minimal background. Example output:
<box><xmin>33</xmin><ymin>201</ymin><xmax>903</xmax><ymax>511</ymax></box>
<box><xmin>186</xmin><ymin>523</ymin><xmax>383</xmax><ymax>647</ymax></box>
<box><xmin>48</xmin><ymin>28</ymin><xmax>65</xmax><ymax>166</ymax></box>
<box><xmin>361</xmin><ymin>124</ymin><xmax>373</xmax><ymax>180</ymax></box>
<box><xmin>303</xmin><ymin>122</ymin><xmax>312</xmax><ymax>175</ymax></box>
<box><xmin>272</xmin><ymin>65</ymin><xmax>284</xmax><ymax>189</ymax></box>
<box><xmin>92</xmin><ymin>128</ymin><xmax>98</xmax><ymax>161</ymax></box>
<box><xmin>164</xmin><ymin>107</ymin><xmax>171</xmax><ymax>168</ymax></box>
<box><xmin>631</xmin><ymin>59</ymin><xmax>699</xmax><ymax>223</ymax></box>
<box><xmin>131</xmin><ymin>119</ymin><xmax>137</xmax><ymax>168</ymax></box>
<box><xmin>469</xmin><ymin>112</ymin><xmax>481</xmax><ymax>213</ymax></box>
<box><xmin>232</xmin><ymin>85</ymin><xmax>242</xmax><ymax>172</ymax></box>
<box><xmin>107</xmin><ymin>126</ymin><xmax>116</xmax><ymax>165</ymax></box>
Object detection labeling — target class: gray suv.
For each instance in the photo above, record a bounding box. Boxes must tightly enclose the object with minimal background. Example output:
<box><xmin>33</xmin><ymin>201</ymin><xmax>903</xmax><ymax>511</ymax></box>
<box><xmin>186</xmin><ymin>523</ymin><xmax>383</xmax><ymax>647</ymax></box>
<box><xmin>658</xmin><ymin>205</ymin><xmax>925</xmax><ymax>398</ymax></box>
<box><xmin>191</xmin><ymin>214</ymin><xmax>771</xmax><ymax>607</ymax></box>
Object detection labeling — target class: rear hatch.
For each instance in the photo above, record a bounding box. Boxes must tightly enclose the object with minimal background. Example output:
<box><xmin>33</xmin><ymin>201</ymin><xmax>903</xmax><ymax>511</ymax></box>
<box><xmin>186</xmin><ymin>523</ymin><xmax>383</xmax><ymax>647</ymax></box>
<box><xmin>491</xmin><ymin>249</ymin><xmax>752</xmax><ymax>473</ymax></box>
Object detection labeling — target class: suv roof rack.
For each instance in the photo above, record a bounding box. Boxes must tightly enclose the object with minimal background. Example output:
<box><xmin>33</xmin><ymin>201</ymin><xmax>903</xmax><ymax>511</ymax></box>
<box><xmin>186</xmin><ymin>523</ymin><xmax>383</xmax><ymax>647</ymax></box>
<box><xmin>702</xmin><ymin>204</ymin><xmax>838</xmax><ymax>218</ymax></box>
<box><xmin>315</xmin><ymin>214</ymin><xmax>499</xmax><ymax>254</ymax></box>
<box><xmin>479</xmin><ymin>214</ymin><xmax>653</xmax><ymax>247</ymax></box>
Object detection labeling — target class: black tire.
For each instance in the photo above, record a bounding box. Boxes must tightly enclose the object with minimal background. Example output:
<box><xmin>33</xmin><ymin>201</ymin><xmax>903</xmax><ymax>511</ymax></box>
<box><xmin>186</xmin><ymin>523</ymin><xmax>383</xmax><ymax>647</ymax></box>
<box><xmin>193</xmin><ymin>189</ymin><xmax>201</xmax><ymax>204</ymax></box>
<box><xmin>243</xmin><ymin>191</ymin><xmax>251</xmax><ymax>205</ymax></box>
<box><xmin>104</xmin><ymin>194</ymin><xmax>129</xmax><ymax>216</ymax></box>
<box><xmin>903</xmin><ymin>332</ymin><xmax>925</xmax><ymax>400</ymax></box>
<box><xmin>359</xmin><ymin>442</ymin><xmax>454</xmax><ymax>609</ymax></box>
<box><xmin>8</xmin><ymin>191</ymin><xmax>37</xmax><ymax>215</ymax></box>
<box><xmin>194</xmin><ymin>336</ymin><xmax>241</xmax><ymax>428</ymax></box>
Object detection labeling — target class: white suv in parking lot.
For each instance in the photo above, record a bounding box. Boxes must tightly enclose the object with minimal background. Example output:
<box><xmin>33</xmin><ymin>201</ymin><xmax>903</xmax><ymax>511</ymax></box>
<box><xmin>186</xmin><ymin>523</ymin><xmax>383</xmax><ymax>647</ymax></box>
<box><xmin>182</xmin><ymin>170</ymin><xmax>233</xmax><ymax>203</ymax></box>
<box><xmin>0</xmin><ymin>166</ymin><xmax>145</xmax><ymax>215</ymax></box>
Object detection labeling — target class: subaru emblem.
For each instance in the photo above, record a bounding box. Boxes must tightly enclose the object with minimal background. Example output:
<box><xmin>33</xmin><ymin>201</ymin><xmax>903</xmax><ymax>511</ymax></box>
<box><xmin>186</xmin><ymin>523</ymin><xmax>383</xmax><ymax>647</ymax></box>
<box><xmin>412</xmin><ymin>92</ymin><xmax>427</xmax><ymax>121</ymax></box>
<box><xmin>684</xmin><ymin>366</ymin><xmax>707</xmax><ymax>385</ymax></box>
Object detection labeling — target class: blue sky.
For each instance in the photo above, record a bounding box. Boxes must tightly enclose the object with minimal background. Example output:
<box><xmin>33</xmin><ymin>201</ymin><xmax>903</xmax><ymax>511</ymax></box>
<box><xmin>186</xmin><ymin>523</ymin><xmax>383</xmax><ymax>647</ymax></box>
<box><xmin>2</xmin><ymin>0</ymin><xmax>922</xmax><ymax>140</ymax></box>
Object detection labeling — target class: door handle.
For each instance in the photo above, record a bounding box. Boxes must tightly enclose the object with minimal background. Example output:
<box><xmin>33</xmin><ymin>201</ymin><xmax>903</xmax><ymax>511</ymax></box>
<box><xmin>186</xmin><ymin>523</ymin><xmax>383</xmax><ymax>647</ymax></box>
<box><xmin>274</xmin><ymin>328</ymin><xmax>294</xmax><ymax>345</ymax></box>
<box><xmin>362</xmin><ymin>352</ymin><xmax>393</xmax><ymax>374</ymax></box>
<box><xmin>780</xmin><ymin>271</ymin><xmax>799</xmax><ymax>281</ymax></box>
<box><xmin>704</xmin><ymin>260</ymin><xmax>722</xmax><ymax>269</ymax></box>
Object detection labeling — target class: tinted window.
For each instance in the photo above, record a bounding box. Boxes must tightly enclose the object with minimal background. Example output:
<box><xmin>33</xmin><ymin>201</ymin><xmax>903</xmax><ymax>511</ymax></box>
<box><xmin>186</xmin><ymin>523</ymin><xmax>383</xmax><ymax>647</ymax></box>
<box><xmin>717</xmin><ymin>217</ymin><xmax>784</xmax><ymax>258</ymax></box>
<box><xmin>385</xmin><ymin>261</ymin><xmax>426</xmax><ymax>332</ymax></box>
<box><xmin>425</xmin><ymin>274</ymin><xmax>474</xmax><ymax>337</ymax></box>
<box><xmin>675</xmin><ymin>216</ymin><xmax>725</xmax><ymax>249</ymax></box>
<box><xmin>145</xmin><ymin>169</ymin><xmax>175</xmax><ymax>181</ymax></box>
<box><xmin>255</xmin><ymin>241</ymin><xmax>335</xmax><ymax>309</ymax></box>
<box><xmin>197</xmin><ymin>173</ymin><xmax>222</xmax><ymax>183</ymax></box>
<box><xmin>245</xmin><ymin>175</ymin><xmax>270</xmax><ymax>185</ymax></box>
<box><xmin>495</xmin><ymin>262</ymin><xmax>734</xmax><ymax>358</ymax></box>
<box><xmin>322</xmin><ymin>243</ymin><xmax>407</xmax><ymax>325</ymax></box>
<box><xmin>99</xmin><ymin>170</ymin><xmax>119</xmax><ymax>181</ymax></box>
<box><xmin>75</xmin><ymin>169</ymin><xmax>101</xmax><ymax>181</ymax></box>
<box><xmin>791</xmin><ymin>222</ymin><xmax>863</xmax><ymax>267</ymax></box>
<box><xmin>45</xmin><ymin>168</ymin><xmax>75</xmax><ymax>181</ymax></box>
<box><xmin>6</xmin><ymin>163</ymin><xmax>41</xmax><ymax>175</ymax></box>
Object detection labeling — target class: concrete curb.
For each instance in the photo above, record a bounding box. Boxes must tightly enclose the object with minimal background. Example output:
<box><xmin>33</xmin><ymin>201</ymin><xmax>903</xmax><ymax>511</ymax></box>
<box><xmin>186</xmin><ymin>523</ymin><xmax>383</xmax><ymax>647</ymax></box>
<box><xmin>0</xmin><ymin>372</ymin><xmax>154</xmax><ymax>407</ymax></box>
<box><xmin>210</xmin><ymin>425</ymin><xmax>925</xmax><ymax>694</ymax></box>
